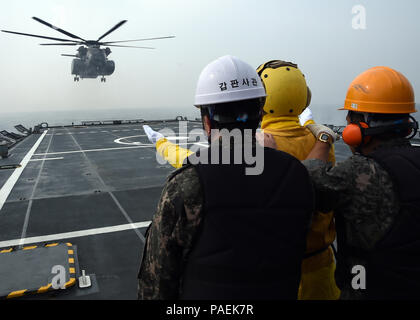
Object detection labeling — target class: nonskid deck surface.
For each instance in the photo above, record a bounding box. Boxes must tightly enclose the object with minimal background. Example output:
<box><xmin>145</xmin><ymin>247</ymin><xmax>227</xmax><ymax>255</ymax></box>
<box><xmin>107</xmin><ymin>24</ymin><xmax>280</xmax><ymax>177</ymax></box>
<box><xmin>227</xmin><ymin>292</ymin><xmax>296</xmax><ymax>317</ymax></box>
<box><xmin>0</xmin><ymin>120</ymin><xmax>362</xmax><ymax>299</ymax></box>
<box><xmin>0</xmin><ymin>120</ymin><xmax>205</xmax><ymax>299</ymax></box>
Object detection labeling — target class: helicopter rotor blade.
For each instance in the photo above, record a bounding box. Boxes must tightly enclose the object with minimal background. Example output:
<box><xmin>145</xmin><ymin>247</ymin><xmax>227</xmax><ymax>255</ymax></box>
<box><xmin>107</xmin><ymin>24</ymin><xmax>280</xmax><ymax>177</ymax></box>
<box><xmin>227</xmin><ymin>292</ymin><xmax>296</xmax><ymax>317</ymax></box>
<box><xmin>101</xmin><ymin>36</ymin><xmax>175</xmax><ymax>45</ymax></box>
<box><xmin>61</xmin><ymin>54</ymin><xmax>78</xmax><ymax>57</ymax></box>
<box><xmin>106</xmin><ymin>44</ymin><xmax>155</xmax><ymax>49</ymax></box>
<box><xmin>40</xmin><ymin>43</ymin><xmax>79</xmax><ymax>46</ymax></box>
<box><xmin>97</xmin><ymin>20</ymin><xmax>127</xmax><ymax>42</ymax></box>
<box><xmin>32</xmin><ymin>17</ymin><xmax>86</xmax><ymax>41</ymax></box>
<box><xmin>1</xmin><ymin>30</ymin><xmax>79</xmax><ymax>43</ymax></box>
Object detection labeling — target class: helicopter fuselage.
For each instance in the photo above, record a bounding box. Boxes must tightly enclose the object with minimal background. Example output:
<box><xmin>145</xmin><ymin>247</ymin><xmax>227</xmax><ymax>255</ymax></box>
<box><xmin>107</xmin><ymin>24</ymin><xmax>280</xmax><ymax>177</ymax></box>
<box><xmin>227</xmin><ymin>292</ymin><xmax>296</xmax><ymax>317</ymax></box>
<box><xmin>2</xmin><ymin>17</ymin><xmax>174</xmax><ymax>82</ymax></box>
<box><xmin>71</xmin><ymin>46</ymin><xmax>114</xmax><ymax>81</ymax></box>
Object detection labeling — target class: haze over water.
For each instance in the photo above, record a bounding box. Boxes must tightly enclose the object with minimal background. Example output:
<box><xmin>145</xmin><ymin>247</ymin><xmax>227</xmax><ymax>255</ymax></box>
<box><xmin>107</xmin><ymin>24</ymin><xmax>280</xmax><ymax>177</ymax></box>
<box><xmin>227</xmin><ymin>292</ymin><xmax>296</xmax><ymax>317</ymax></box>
<box><xmin>1</xmin><ymin>1</ymin><xmax>419</xmax><ymax>133</ymax></box>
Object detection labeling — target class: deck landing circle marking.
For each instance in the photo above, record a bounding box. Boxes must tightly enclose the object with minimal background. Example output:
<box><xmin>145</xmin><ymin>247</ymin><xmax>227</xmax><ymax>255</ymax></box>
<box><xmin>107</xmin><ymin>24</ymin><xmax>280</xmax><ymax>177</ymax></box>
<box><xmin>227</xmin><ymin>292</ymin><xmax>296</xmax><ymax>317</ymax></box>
<box><xmin>114</xmin><ymin>135</ymin><xmax>189</xmax><ymax>146</ymax></box>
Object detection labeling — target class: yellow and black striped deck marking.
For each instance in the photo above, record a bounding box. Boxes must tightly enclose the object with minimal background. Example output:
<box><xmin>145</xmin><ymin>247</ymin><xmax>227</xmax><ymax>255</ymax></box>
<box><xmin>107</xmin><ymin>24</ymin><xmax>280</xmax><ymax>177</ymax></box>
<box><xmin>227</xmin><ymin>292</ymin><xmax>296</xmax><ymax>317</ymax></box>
<box><xmin>66</xmin><ymin>242</ymin><xmax>76</xmax><ymax>288</ymax></box>
<box><xmin>1</xmin><ymin>242</ymin><xmax>77</xmax><ymax>299</ymax></box>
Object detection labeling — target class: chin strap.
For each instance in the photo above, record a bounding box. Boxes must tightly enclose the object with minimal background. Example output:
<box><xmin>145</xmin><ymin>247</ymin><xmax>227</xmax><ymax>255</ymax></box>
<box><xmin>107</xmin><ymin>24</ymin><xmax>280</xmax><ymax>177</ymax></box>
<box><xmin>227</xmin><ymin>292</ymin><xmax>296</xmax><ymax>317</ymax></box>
<box><xmin>407</xmin><ymin>116</ymin><xmax>419</xmax><ymax>139</ymax></box>
<box><xmin>256</xmin><ymin>60</ymin><xmax>298</xmax><ymax>76</ymax></box>
<box><xmin>362</xmin><ymin>116</ymin><xmax>418</xmax><ymax>138</ymax></box>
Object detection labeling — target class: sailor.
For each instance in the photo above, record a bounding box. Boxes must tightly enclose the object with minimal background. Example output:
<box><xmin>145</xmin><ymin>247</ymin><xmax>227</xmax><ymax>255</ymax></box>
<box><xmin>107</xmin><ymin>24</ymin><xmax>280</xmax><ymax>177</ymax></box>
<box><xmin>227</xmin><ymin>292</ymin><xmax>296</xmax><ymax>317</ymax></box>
<box><xmin>137</xmin><ymin>55</ymin><xmax>314</xmax><ymax>299</ymax></box>
<box><xmin>143</xmin><ymin>64</ymin><xmax>319</xmax><ymax>169</ymax></box>
<box><xmin>144</xmin><ymin>60</ymin><xmax>341</xmax><ymax>300</ymax></box>
<box><xmin>295</xmin><ymin>66</ymin><xmax>420</xmax><ymax>299</ymax></box>
<box><xmin>255</xmin><ymin>61</ymin><xmax>340</xmax><ymax>300</ymax></box>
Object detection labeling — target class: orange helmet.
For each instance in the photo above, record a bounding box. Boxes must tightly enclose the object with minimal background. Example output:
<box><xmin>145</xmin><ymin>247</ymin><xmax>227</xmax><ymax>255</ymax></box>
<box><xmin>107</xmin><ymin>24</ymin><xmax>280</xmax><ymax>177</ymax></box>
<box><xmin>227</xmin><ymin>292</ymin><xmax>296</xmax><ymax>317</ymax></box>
<box><xmin>340</xmin><ymin>66</ymin><xmax>416</xmax><ymax>114</ymax></box>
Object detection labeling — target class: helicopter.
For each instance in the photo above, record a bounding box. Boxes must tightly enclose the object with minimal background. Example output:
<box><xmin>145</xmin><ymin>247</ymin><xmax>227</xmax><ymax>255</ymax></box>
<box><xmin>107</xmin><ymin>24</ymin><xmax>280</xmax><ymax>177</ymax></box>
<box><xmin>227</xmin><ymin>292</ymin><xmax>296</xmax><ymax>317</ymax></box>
<box><xmin>2</xmin><ymin>17</ymin><xmax>175</xmax><ymax>82</ymax></box>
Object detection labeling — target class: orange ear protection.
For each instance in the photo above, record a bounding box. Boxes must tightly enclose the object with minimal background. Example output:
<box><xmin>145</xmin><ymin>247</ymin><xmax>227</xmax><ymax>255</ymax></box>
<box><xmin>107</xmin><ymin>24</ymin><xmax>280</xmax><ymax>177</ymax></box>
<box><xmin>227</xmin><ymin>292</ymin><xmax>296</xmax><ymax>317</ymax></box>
<box><xmin>342</xmin><ymin>122</ymin><xmax>371</xmax><ymax>147</ymax></box>
<box><xmin>342</xmin><ymin>116</ymin><xmax>419</xmax><ymax>148</ymax></box>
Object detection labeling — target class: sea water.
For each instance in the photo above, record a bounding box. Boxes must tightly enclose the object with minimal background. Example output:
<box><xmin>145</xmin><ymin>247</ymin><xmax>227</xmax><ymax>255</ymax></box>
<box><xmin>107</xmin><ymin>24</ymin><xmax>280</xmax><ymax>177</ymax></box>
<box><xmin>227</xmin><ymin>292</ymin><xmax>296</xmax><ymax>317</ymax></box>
<box><xmin>0</xmin><ymin>104</ymin><xmax>418</xmax><ymax>135</ymax></box>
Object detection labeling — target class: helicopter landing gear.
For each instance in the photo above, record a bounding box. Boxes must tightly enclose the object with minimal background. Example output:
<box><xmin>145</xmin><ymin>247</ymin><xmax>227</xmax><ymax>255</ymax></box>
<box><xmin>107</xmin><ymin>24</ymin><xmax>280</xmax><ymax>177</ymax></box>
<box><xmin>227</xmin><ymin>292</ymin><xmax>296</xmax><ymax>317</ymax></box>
<box><xmin>100</xmin><ymin>76</ymin><xmax>106</xmax><ymax>83</ymax></box>
<box><xmin>74</xmin><ymin>76</ymin><xmax>80</xmax><ymax>82</ymax></box>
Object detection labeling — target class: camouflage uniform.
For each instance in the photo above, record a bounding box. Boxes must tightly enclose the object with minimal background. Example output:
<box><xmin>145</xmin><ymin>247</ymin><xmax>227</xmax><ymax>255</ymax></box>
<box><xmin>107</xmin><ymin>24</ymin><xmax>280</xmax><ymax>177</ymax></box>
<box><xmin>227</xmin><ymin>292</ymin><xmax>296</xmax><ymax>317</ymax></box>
<box><xmin>137</xmin><ymin>137</ymin><xmax>313</xmax><ymax>300</ymax></box>
<box><xmin>137</xmin><ymin>164</ymin><xmax>203</xmax><ymax>300</ymax></box>
<box><xmin>301</xmin><ymin>138</ymin><xmax>410</xmax><ymax>299</ymax></box>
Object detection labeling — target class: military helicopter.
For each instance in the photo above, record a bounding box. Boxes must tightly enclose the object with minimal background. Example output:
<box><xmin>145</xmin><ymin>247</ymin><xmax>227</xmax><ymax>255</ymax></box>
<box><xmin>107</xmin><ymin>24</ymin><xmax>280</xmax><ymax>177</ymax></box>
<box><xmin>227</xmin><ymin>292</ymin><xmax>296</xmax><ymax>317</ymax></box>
<box><xmin>2</xmin><ymin>17</ymin><xmax>175</xmax><ymax>82</ymax></box>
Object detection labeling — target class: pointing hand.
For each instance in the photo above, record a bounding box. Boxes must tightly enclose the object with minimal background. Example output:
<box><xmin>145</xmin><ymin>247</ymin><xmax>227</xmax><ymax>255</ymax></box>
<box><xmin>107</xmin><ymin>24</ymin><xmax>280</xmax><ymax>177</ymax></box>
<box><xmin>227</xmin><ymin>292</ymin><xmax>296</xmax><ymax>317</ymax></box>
<box><xmin>143</xmin><ymin>125</ymin><xmax>165</xmax><ymax>145</ymax></box>
<box><xmin>299</xmin><ymin>108</ymin><xmax>313</xmax><ymax>126</ymax></box>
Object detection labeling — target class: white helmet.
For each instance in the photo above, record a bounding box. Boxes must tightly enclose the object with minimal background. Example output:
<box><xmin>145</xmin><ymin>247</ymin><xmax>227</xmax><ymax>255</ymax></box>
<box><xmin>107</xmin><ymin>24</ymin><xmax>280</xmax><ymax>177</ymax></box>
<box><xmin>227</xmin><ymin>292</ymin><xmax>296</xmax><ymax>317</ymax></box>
<box><xmin>194</xmin><ymin>55</ymin><xmax>266</xmax><ymax>107</ymax></box>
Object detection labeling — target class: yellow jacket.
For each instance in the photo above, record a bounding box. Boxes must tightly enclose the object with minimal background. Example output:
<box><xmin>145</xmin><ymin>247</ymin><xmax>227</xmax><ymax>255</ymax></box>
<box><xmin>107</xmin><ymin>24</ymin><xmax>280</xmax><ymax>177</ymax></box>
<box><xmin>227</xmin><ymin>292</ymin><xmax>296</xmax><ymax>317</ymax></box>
<box><xmin>261</xmin><ymin>115</ymin><xmax>336</xmax><ymax>274</ymax></box>
<box><xmin>156</xmin><ymin>138</ymin><xmax>194</xmax><ymax>169</ymax></box>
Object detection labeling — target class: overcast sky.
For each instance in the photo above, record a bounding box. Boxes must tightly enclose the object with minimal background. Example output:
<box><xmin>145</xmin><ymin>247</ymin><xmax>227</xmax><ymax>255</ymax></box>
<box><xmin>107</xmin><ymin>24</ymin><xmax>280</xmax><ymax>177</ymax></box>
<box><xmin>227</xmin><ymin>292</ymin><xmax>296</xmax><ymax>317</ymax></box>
<box><xmin>0</xmin><ymin>0</ymin><xmax>419</xmax><ymax>125</ymax></box>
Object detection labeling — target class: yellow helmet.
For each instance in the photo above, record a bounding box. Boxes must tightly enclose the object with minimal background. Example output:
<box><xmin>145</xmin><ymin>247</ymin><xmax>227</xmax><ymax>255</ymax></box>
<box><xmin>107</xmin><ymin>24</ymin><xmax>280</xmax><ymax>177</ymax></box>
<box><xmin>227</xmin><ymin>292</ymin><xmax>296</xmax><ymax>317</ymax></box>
<box><xmin>256</xmin><ymin>60</ymin><xmax>311</xmax><ymax>117</ymax></box>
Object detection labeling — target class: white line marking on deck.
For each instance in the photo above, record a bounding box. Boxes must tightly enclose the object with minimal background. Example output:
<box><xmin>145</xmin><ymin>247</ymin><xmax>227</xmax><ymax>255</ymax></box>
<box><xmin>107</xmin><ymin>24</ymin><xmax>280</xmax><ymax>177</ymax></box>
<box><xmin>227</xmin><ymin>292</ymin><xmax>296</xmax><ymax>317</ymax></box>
<box><xmin>166</xmin><ymin>136</ymin><xmax>189</xmax><ymax>140</ymax></box>
<box><xmin>66</xmin><ymin>128</ymin><xmax>147</xmax><ymax>243</ymax></box>
<box><xmin>195</xmin><ymin>142</ymin><xmax>209</xmax><ymax>148</ymax></box>
<box><xmin>0</xmin><ymin>221</ymin><xmax>152</xmax><ymax>248</ymax></box>
<box><xmin>29</xmin><ymin>157</ymin><xmax>64</xmax><ymax>162</ymax></box>
<box><xmin>113</xmin><ymin>135</ymin><xmax>147</xmax><ymax>145</ymax></box>
<box><xmin>0</xmin><ymin>131</ymin><xmax>48</xmax><ymax>212</ymax></box>
<box><xmin>34</xmin><ymin>145</ymin><xmax>154</xmax><ymax>156</ymax></box>
<box><xmin>19</xmin><ymin>132</ymin><xmax>55</xmax><ymax>248</ymax></box>
<box><xmin>114</xmin><ymin>134</ymin><xmax>209</xmax><ymax>149</ymax></box>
